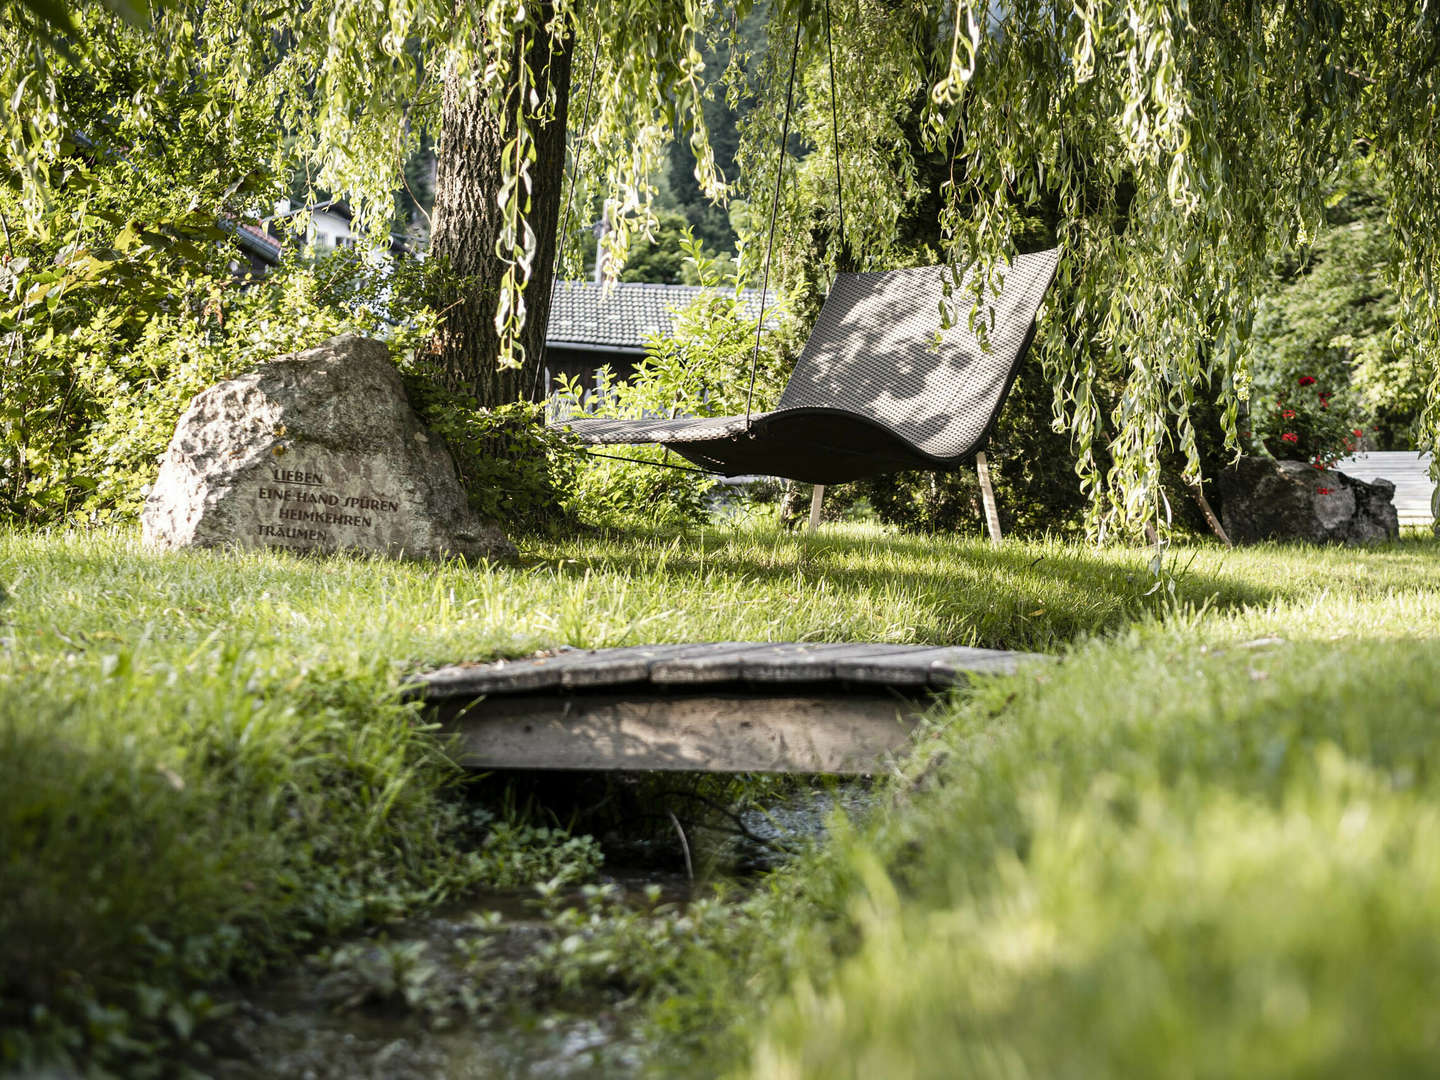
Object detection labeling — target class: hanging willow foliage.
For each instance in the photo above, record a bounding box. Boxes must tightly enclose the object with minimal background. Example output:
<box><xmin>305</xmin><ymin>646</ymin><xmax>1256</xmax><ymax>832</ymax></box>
<box><xmin>6</xmin><ymin>0</ymin><xmax>1440</xmax><ymax>529</ymax></box>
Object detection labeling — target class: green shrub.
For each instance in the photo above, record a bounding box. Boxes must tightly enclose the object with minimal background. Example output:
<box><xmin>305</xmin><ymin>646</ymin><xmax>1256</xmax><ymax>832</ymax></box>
<box><xmin>553</xmin><ymin>237</ymin><xmax>795</xmax><ymax>531</ymax></box>
<box><xmin>563</xmin><ymin>444</ymin><xmax>714</xmax><ymax>531</ymax></box>
<box><xmin>0</xmin><ymin>120</ymin><xmax>466</xmax><ymax>531</ymax></box>
<box><xmin>1244</xmin><ymin>370</ymin><xmax>1364</xmax><ymax>465</ymax></box>
<box><xmin>400</xmin><ymin>381</ymin><xmax>579</xmax><ymax>536</ymax></box>
<box><xmin>66</xmin><ymin>242</ymin><xmax>581</xmax><ymax>537</ymax></box>
<box><xmin>75</xmin><ymin>255</ymin><xmax>439</xmax><ymax>524</ymax></box>
<box><xmin>1247</xmin><ymin>180</ymin><xmax>1424</xmax><ymax>450</ymax></box>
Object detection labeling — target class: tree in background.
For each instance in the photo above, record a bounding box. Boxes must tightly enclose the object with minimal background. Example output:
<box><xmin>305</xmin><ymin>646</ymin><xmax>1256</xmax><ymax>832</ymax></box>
<box><xmin>1248</xmin><ymin>179</ymin><xmax>1424</xmax><ymax>450</ymax></box>
<box><xmin>11</xmin><ymin>0</ymin><xmax>1440</xmax><ymax>531</ymax></box>
<box><xmin>4</xmin><ymin>0</ymin><xmax>729</xmax><ymax>404</ymax></box>
<box><xmin>425</xmin><ymin>5</ymin><xmax>575</xmax><ymax>402</ymax></box>
<box><xmin>717</xmin><ymin>0</ymin><xmax>1440</xmax><ymax>532</ymax></box>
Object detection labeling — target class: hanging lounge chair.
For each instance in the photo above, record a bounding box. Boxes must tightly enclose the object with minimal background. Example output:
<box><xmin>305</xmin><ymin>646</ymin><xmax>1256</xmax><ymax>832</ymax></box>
<box><xmin>549</xmin><ymin>249</ymin><xmax>1060</xmax><ymax>486</ymax></box>
<box><xmin>545</xmin><ymin>0</ymin><xmax>1060</xmax><ymax>489</ymax></box>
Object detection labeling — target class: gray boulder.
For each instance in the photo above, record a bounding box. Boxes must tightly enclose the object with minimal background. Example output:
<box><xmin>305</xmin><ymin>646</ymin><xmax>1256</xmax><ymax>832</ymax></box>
<box><xmin>1218</xmin><ymin>455</ymin><xmax>1398</xmax><ymax>545</ymax></box>
<box><xmin>142</xmin><ymin>334</ymin><xmax>515</xmax><ymax>562</ymax></box>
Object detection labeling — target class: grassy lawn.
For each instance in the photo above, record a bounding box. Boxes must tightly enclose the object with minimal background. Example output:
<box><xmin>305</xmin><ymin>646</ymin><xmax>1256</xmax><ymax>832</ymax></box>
<box><xmin>643</xmin><ymin>536</ymin><xmax>1440</xmax><ymax>1078</ymax></box>
<box><xmin>3</xmin><ymin>524</ymin><xmax>1440</xmax><ymax>1072</ymax></box>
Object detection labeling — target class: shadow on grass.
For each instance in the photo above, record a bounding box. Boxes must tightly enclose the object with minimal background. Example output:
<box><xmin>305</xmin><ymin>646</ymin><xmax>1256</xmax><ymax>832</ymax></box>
<box><xmin>528</xmin><ymin>530</ymin><xmax>1286</xmax><ymax>652</ymax></box>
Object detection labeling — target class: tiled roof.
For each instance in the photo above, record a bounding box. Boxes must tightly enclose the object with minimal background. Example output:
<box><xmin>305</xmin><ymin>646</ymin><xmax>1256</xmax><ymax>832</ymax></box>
<box><xmin>547</xmin><ymin>281</ymin><xmax>770</xmax><ymax>351</ymax></box>
<box><xmin>233</xmin><ymin>222</ymin><xmax>282</xmax><ymax>262</ymax></box>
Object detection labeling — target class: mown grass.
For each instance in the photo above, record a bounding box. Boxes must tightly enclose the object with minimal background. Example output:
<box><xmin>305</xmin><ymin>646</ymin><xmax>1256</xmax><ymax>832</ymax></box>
<box><xmin>635</xmin><ymin>537</ymin><xmax>1440</xmax><ymax>1078</ymax></box>
<box><xmin>4</xmin><ymin>524</ymin><xmax>1439</xmax><ymax>1072</ymax></box>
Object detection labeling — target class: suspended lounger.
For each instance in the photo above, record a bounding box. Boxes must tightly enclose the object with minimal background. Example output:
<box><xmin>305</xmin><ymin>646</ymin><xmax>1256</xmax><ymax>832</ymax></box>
<box><xmin>545</xmin><ymin>1</ymin><xmax>1059</xmax><ymax>490</ymax></box>
<box><xmin>550</xmin><ymin>249</ymin><xmax>1060</xmax><ymax>486</ymax></box>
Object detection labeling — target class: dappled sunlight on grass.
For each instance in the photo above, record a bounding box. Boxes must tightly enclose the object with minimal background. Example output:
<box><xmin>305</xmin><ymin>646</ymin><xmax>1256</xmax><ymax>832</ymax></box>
<box><xmin>9</xmin><ymin>526</ymin><xmax>1440</xmax><ymax>673</ymax></box>
<box><xmin>6</xmin><ymin>524</ymin><xmax>1440</xmax><ymax>1074</ymax></box>
<box><xmin>629</xmin><ymin>531</ymin><xmax>1440</xmax><ymax>1078</ymax></box>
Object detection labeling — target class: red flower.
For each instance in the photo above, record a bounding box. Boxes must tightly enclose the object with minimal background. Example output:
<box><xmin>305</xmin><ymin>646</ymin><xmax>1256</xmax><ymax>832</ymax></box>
<box><xmin>1298</xmin><ymin>375</ymin><xmax>1316</xmax><ymax>386</ymax></box>
<box><xmin>1317</xmin><ymin>487</ymin><xmax>1333</xmax><ymax>495</ymax></box>
<box><xmin>1281</xmin><ymin>409</ymin><xmax>1297</xmax><ymax>419</ymax></box>
<box><xmin>1282</xmin><ymin>432</ymin><xmax>1299</xmax><ymax>444</ymax></box>
<box><xmin>1353</xmin><ymin>428</ymin><xmax>1363</xmax><ymax>437</ymax></box>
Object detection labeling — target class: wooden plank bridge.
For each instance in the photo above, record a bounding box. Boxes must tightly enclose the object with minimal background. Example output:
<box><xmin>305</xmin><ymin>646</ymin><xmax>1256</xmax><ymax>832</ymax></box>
<box><xmin>410</xmin><ymin>642</ymin><xmax>1040</xmax><ymax>774</ymax></box>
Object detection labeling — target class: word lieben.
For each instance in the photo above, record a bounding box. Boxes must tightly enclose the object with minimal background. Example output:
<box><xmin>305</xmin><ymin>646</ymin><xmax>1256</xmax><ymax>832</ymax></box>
<box><xmin>270</xmin><ymin>468</ymin><xmax>326</xmax><ymax>486</ymax></box>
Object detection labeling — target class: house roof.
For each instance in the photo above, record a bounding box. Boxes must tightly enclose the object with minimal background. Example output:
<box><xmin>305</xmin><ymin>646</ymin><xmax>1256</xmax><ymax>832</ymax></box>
<box><xmin>546</xmin><ymin>281</ymin><xmax>771</xmax><ymax>353</ymax></box>
<box><xmin>232</xmin><ymin>222</ymin><xmax>282</xmax><ymax>263</ymax></box>
<box><xmin>243</xmin><ymin>200</ymin><xmax>411</xmax><ymax>266</ymax></box>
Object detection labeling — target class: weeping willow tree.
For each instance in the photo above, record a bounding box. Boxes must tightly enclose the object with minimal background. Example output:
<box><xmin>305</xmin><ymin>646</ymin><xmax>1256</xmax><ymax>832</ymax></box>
<box><xmin>2</xmin><ymin>0</ymin><xmax>728</xmax><ymax>404</ymax></box>
<box><xmin>6</xmin><ymin>0</ymin><xmax>1440</xmax><ymax>530</ymax></box>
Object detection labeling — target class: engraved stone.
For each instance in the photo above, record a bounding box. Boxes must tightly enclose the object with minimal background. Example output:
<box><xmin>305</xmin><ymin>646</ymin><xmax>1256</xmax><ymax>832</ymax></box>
<box><xmin>142</xmin><ymin>334</ymin><xmax>515</xmax><ymax>561</ymax></box>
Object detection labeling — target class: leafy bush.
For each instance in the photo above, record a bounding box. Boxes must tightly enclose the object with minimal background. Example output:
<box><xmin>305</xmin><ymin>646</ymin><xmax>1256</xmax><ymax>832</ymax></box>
<box><xmin>554</xmin><ymin>237</ymin><xmax>795</xmax><ymax>531</ymax></box>
<box><xmin>1247</xmin><ymin>182</ymin><xmax>1423</xmax><ymax>449</ymax></box>
<box><xmin>77</xmin><ymin>255</ymin><xmax>442</xmax><ymax>523</ymax></box>
<box><xmin>563</xmin><ymin>445</ymin><xmax>714</xmax><ymax>531</ymax></box>
<box><xmin>4</xmin><ymin>175</ymin><xmax>586</xmax><ymax>541</ymax></box>
<box><xmin>0</xmin><ymin>51</ymin><xmax>319</xmax><ymax>526</ymax></box>
<box><xmin>401</xmin><ymin>382</ymin><xmax>579</xmax><ymax>535</ymax></box>
<box><xmin>0</xmin><ymin>137</ymin><xmax>457</xmax><ymax>527</ymax></box>
<box><xmin>1245</xmin><ymin>372</ymin><xmax>1364</xmax><ymax>466</ymax></box>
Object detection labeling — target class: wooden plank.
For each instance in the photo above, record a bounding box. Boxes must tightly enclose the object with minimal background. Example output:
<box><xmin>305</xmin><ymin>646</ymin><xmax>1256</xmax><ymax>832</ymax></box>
<box><xmin>558</xmin><ymin>642</ymin><xmax>738</xmax><ymax>690</ymax></box>
<box><xmin>607</xmin><ymin>641</ymin><xmax>757</xmax><ymax>687</ymax></box>
<box><xmin>413</xmin><ymin>641</ymin><xmax>1041</xmax><ymax>700</ymax></box>
<box><xmin>416</xmin><ymin>642</ymin><xmax>746</xmax><ymax>698</ymax></box>
<box><xmin>833</xmin><ymin>645</ymin><xmax>983</xmax><ymax>686</ymax></box>
<box><xmin>738</xmin><ymin>643</ymin><xmax>922</xmax><ymax>683</ymax></box>
<box><xmin>924</xmin><ymin>645</ymin><xmax>1047</xmax><ymax>686</ymax></box>
<box><xmin>648</xmin><ymin>642</ymin><xmax>857</xmax><ymax>684</ymax></box>
<box><xmin>437</xmin><ymin>692</ymin><xmax>923</xmax><ymax>774</ymax></box>
<box><xmin>418</xmin><ymin>648</ymin><xmax>612</xmax><ymax>696</ymax></box>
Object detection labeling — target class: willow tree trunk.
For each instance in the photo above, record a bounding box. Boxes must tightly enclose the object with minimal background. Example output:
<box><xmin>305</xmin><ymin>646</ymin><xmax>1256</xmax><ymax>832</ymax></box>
<box><xmin>429</xmin><ymin>13</ymin><xmax>572</xmax><ymax>404</ymax></box>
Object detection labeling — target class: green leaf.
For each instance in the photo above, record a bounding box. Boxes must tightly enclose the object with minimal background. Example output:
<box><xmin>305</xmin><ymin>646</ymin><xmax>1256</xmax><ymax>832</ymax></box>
<box><xmin>15</xmin><ymin>0</ymin><xmax>80</xmax><ymax>51</ymax></box>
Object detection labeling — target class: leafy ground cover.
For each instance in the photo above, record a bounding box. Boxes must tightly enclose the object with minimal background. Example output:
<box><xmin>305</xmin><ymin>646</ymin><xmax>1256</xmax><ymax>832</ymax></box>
<box><xmin>633</xmin><ymin>536</ymin><xmax>1440</xmax><ymax>1079</ymax></box>
<box><xmin>3</xmin><ymin>524</ymin><xmax>1437</xmax><ymax>1073</ymax></box>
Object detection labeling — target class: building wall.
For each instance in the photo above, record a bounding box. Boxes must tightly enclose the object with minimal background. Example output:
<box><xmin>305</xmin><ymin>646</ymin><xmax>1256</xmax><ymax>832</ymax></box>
<box><xmin>540</xmin><ymin>347</ymin><xmax>641</xmax><ymax>405</ymax></box>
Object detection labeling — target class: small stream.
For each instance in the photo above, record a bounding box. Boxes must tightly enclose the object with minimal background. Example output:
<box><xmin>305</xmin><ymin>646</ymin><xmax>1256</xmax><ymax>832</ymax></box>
<box><xmin>206</xmin><ymin>784</ymin><xmax>871</xmax><ymax>1079</ymax></box>
<box><xmin>209</xmin><ymin>873</ymin><xmax>687</xmax><ymax>1079</ymax></box>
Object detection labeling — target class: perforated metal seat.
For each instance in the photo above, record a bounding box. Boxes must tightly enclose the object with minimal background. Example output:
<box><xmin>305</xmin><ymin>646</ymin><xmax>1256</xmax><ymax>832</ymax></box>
<box><xmin>552</xmin><ymin>249</ymin><xmax>1060</xmax><ymax>485</ymax></box>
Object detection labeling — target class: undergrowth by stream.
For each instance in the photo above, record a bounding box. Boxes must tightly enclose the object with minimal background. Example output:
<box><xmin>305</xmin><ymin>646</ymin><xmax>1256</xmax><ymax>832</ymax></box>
<box><xmin>5</xmin><ymin>526</ymin><xmax>1440</xmax><ymax>1075</ymax></box>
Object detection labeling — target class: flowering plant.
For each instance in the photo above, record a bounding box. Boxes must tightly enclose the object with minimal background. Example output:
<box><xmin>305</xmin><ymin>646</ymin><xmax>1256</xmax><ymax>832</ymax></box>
<box><xmin>1246</xmin><ymin>374</ymin><xmax>1363</xmax><ymax>468</ymax></box>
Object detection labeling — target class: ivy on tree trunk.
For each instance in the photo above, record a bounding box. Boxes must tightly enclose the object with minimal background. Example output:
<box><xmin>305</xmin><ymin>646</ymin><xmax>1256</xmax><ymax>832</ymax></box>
<box><xmin>429</xmin><ymin>11</ymin><xmax>572</xmax><ymax>405</ymax></box>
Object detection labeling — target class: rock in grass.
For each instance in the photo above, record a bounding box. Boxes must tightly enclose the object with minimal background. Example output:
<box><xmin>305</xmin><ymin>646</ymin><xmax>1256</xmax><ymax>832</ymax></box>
<box><xmin>1218</xmin><ymin>455</ymin><xmax>1398</xmax><ymax>545</ymax></box>
<box><xmin>142</xmin><ymin>334</ymin><xmax>515</xmax><ymax>562</ymax></box>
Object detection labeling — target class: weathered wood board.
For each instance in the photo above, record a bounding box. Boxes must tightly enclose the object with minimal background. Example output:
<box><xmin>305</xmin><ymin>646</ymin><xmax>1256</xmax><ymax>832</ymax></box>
<box><xmin>417</xmin><ymin>642</ymin><xmax>1040</xmax><ymax>698</ymax></box>
<box><xmin>411</xmin><ymin>642</ymin><xmax>1041</xmax><ymax>774</ymax></box>
<box><xmin>434</xmin><ymin>692</ymin><xmax>924</xmax><ymax>773</ymax></box>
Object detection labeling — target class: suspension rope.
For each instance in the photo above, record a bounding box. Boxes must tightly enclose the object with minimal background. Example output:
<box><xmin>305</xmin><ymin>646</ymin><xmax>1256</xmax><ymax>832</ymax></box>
<box><xmin>582</xmin><ymin>449</ymin><xmax>715</xmax><ymax>475</ymax></box>
<box><xmin>743</xmin><ymin>10</ymin><xmax>805</xmax><ymax>429</ymax></box>
<box><xmin>823</xmin><ymin>0</ymin><xmax>847</xmax><ymax>271</ymax></box>
<box><xmin>532</xmin><ymin>33</ymin><xmax>602</xmax><ymax>401</ymax></box>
